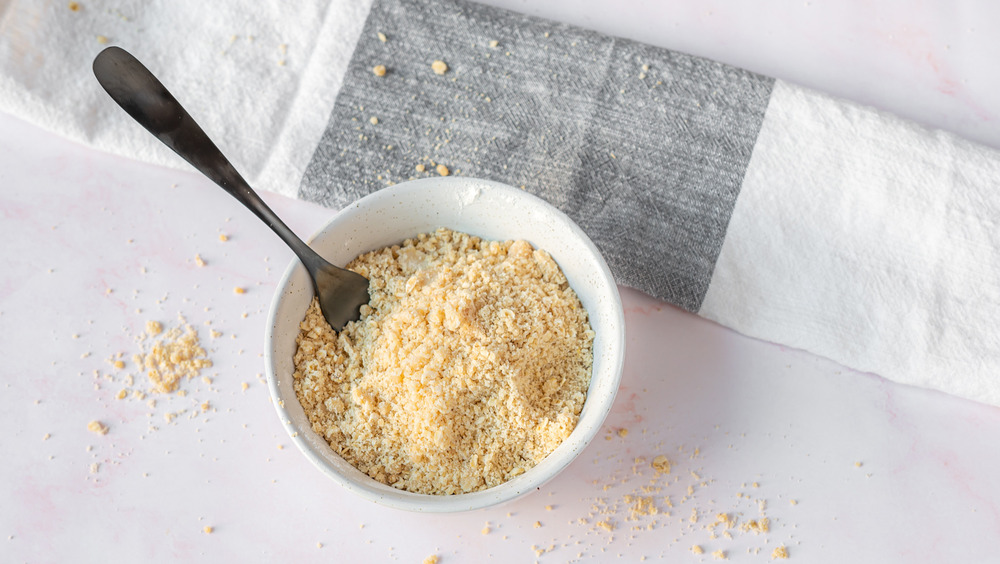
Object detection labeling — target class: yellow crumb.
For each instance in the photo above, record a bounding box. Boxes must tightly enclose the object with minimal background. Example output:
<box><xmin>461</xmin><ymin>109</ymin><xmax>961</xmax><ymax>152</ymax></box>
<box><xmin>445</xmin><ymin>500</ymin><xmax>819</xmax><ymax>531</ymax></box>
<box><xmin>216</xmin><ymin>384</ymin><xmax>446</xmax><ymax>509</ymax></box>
<box><xmin>372</xmin><ymin>64</ymin><xmax>387</xmax><ymax>77</ymax></box>
<box><xmin>435</xmin><ymin>163</ymin><xmax>450</xmax><ymax>176</ymax></box>
<box><xmin>415</xmin><ymin>163</ymin><xmax>426</xmax><ymax>172</ymax></box>
<box><xmin>481</xmin><ymin>526</ymin><xmax>490</xmax><ymax>535</ymax></box>
<box><xmin>713</xmin><ymin>549</ymin><xmax>727</xmax><ymax>560</ymax></box>
<box><xmin>617</xmin><ymin>428</ymin><xmax>628</xmax><ymax>438</ymax></box>
<box><xmin>489</xmin><ymin>40</ymin><xmax>499</xmax><ymax>48</ymax></box>
<box><xmin>691</xmin><ymin>545</ymin><xmax>704</xmax><ymax>555</ymax></box>
<box><xmin>377</xmin><ymin>32</ymin><xmax>387</xmax><ymax>42</ymax></box>
<box><xmin>772</xmin><ymin>545</ymin><xmax>789</xmax><ymax>559</ymax></box>
<box><xmin>87</xmin><ymin>420</ymin><xmax>108</xmax><ymax>435</ymax></box>
<box><xmin>234</xmin><ymin>287</ymin><xmax>245</xmax><ymax>294</ymax></box>
<box><xmin>195</xmin><ymin>254</ymin><xmax>206</xmax><ymax>267</ymax></box>
<box><xmin>42</xmin><ymin>433</ymin><xmax>51</xmax><ymax>441</ymax></box>
<box><xmin>96</xmin><ymin>35</ymin><xmax>108</xmax><ymax>44</ymax></box>
<box><xmin>68</xmin><ymin>2</ymin><xmax>80</xmax><ymax>11</ymax></box>
<box><xmin>422</xmin><ymin>556</ymin><xmax>438</xmax><ymax>564</ymax></box>
<box><xmin>533</xmin><ymin>521</ymin><xmax>542</xmax><ymax>528</ymax></box>
<box><xmin>790</xmin><ymin>499</ymin><xmax>798</xmax><ymax>505</ymax></box>
<box><xmin>203</xmin><ymin>526</ymin><xmax>213</xmax><ymax>534</ymax></box>
<box><xmin>854</xmin><ymin>461</ymin><xmax>863</xmax><ymax>468</ymax></box>
<box><xmin>146</xmin><ymin>320</ymin><xmax>163</xmax><ymax>336</ymax></box>
<box><xmin>431</xmin><ymin>60</ymin><xmax>448</xmax><ymax>75</ymax></box>
<box><xmin>651</xmin><ymin>455</ymin><xmax>671</xmax><ymax>474</ymax></box>
<box><xmin>201</xmin><ymin>401</ymin><xmax>211</xmax><ymax>412</ymax></box>
<box><xmin>116</xmin><ymin>389</ymin><xmax>127</xmax><ymax>400</ymax></box>
<box><xmin>369</xmin><ymin>116</ymin><xmax>378</xmax><ymax>125</ymax></box>
<box><xmin>241</xmin><ymin>382</ymin><xmax>249</xmax><ymax>391</ymax></box>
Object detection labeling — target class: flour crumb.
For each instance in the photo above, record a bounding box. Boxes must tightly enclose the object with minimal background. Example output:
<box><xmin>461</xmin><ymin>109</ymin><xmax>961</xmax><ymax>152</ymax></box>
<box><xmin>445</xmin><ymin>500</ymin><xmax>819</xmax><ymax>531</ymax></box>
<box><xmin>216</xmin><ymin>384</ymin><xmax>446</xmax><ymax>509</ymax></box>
<box><xmin>137</xmin><ymin>319</ymin><xmax>212</xmax><ymax>394</ymax></box>
<box><xmin>651</xmin><ymin>455</ymin><xmax>671</xmax><ymax>474</ymax></box>
<box><xmin>422</xmin><ymin>555</ymin><xmax>439</xmax><ymax>564</ymax></box>
<box><xmin>772</xmin><ymin>545</ymin><xmax>789</xmax><ymax>559</ymax></box>
<box><xmin>431</xmin><ymin>60</ymin><xmax>448</xmax><ymax>75</ymax></box>
<box><xmin>415</xmin><ymin>163</ymin><xmax>426</xmax><ymax>172</ymax></box>
<box><xmin>203</xmin><ymin>526</ymin><xmax>214</xmax><ymax>534</ymax></box>
<box><xmin>435</xmin><ymin>164</ymin><xmax>450</xmax><ymax>176</ymax></box>
<box><xmin>692</xmin><ymin>545</ymin><xmax>704</xmax><ymax>555</ymax></box>
<box><xmin>373</xmin><ymin>65</ymin><xmax>387</xmax><ymax>77</ymax></box>
<box><xmin>377</xmin><ymin>32</ymin><xmax>387</xmax><ymax>42</ymax></box>
<box><xmin>87</xmin><ymin>420</ymin><xmax>109</xmax><ymax>435</ymax></box>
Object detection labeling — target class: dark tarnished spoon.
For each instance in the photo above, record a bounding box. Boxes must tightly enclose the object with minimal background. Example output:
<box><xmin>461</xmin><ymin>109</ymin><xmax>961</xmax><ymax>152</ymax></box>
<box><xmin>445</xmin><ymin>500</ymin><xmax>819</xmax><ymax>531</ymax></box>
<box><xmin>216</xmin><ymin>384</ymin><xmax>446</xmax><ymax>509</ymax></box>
<box><xmin>93</xmin><ymin>46</ymin><xmax>368</xmax><ymax>331</ymax></box>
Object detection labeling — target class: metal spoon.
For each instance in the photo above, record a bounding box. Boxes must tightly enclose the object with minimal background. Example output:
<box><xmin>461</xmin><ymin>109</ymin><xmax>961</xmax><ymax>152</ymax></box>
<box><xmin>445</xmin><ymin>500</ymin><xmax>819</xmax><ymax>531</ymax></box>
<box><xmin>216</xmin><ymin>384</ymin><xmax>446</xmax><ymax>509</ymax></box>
<box><xmin>92</xmin><ymin>46</ymin><xmax>369</xmax><ymax>331</ymax></box>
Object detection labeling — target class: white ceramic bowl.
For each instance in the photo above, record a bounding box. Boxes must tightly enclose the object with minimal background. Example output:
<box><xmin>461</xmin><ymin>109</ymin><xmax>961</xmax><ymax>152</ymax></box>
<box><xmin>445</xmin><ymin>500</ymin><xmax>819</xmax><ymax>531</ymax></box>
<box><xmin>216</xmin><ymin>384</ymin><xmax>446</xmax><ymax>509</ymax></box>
<box><xmin>265</xmin><ymin>177</ymin><xmax>625</xmax><ymax>512</ymax></box>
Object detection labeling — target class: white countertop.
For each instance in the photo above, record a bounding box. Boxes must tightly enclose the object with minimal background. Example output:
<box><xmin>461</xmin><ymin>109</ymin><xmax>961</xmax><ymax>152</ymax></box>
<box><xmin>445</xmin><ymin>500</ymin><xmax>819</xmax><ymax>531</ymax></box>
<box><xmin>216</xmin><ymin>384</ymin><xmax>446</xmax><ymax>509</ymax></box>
<box><xmin>2</xmin><ymin>1</ymin><xmax>999</xmax><ymax>562</ymax></box>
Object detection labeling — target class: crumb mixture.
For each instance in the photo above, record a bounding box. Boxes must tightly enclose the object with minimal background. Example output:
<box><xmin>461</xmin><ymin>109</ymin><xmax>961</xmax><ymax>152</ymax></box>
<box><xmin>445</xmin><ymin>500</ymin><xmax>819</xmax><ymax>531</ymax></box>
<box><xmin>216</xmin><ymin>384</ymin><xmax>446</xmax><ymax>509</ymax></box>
<box><xmin>293</xmin><ymin>228</ymin><xmax>594</xmax><ymax>495</ymax></box>
<box><xmin>134</xmin><ymin>319</ymin><xmax>212</xmax><ymax>393</ymax></box>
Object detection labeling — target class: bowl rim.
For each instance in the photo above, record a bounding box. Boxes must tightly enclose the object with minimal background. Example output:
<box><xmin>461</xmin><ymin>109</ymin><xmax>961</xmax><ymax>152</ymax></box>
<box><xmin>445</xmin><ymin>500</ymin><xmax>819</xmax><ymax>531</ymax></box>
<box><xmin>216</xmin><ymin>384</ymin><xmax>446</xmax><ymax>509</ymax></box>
<box><xmin>264</xmin><ymin>177</ymin><xmax>625</xmax><ymax>512</ymax></box>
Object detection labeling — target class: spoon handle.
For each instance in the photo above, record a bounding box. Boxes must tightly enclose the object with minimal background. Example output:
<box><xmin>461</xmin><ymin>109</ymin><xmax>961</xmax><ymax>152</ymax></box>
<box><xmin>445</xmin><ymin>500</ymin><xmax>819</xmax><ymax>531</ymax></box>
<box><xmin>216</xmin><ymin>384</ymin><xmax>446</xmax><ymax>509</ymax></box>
<box><xmin>92</xmin><ymin>46</ymin><xmax>323</xmax><ymax>269</ymax></box>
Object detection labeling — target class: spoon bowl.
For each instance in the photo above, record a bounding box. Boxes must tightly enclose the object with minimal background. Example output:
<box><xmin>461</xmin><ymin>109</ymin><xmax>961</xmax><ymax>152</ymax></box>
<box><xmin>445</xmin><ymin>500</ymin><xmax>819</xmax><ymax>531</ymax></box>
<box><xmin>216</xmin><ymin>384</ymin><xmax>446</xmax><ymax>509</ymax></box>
<box><xmin>92</xmin><ymin>46</ymin><xmax>368</xmax><ymax>330</ymax></box>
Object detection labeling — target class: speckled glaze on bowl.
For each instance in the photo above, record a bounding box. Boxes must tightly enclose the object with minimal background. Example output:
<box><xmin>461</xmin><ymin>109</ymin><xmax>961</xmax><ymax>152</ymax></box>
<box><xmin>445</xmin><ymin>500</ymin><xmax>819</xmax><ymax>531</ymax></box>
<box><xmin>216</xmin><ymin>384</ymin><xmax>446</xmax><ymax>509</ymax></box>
<box><xmin>264</xmin><ymin>177</ymin><xmax>625</xmax><ymax>512</ymax></box>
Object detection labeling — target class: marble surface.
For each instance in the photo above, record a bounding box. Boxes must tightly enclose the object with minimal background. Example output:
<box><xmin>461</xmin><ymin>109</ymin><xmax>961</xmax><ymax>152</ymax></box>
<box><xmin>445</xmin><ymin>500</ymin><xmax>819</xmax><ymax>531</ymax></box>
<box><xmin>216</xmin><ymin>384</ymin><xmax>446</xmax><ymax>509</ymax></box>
<box><xmin>2</xmin><ymin>1</ymin><xmax>999</xmax><ymax>562</ymax></box>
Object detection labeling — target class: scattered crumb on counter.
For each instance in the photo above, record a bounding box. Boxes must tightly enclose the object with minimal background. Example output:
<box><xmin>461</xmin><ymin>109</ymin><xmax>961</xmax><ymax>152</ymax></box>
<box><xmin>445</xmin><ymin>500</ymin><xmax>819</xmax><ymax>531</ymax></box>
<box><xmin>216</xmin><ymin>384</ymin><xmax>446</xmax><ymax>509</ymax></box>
<box><xmin>431</xmin><ymin>60</ymin><xmax>448</xmax><ymax>75</ymax></box>
<box><xmin>772</xmin><ymin>545</ymin><xmax>789</xmax><ymax>559</ymax></box>
<box><xmin>136</xmin><ymin>318</ymin><xmax>212</xmax><ymax>394</ymax></box>
<box><xmin>651</xmin><ymin>455</ymin><xmax>671</xmax><ymax>474</ymax></box>
<box><xmin>692</xmin><ymin>545</ymin><xmax>704</xmax><ymax>555</ymax></box>
<box><xmin>435</xmin><ymin>164</ymin><xmax>449</xmax><ymax>176</ymax></box>
<box><xmin>87</xmin><ymin>420</ymin><xmax>108</xmax><ymax>435</ymax></box>
<box><xmin>372</xmin><ymin>65</ymin><xmax>387</xmax><ymax>77</ymax></box>
<box><xmin>377</xmin><ymin>32</ymin><xmax>387</xmax><ymax>42</ymax></box>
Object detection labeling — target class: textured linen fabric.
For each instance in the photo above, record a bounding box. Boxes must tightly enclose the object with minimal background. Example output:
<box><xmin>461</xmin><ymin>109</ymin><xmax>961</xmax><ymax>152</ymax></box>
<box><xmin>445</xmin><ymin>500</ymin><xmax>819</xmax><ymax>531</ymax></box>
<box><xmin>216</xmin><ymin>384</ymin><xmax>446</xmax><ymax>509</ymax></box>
<box><xmin>300</xmin><ymin>0</ymin><xmax>774</xmax><ymax>312</ymax></box>
<box><xmin>701</xmin><ymin>80</ymin><xmax>1000</xmax><ymax>406</ymax></box>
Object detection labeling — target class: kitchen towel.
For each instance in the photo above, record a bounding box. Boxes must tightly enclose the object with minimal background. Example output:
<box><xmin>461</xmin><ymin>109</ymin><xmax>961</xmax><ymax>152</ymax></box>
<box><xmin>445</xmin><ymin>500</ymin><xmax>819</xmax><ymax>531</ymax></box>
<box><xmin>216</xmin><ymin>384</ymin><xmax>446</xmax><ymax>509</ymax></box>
<box><xmin>1</xmin><ymin>0</ymin><xmax>998</xmax><ymax>406</ymax></box>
